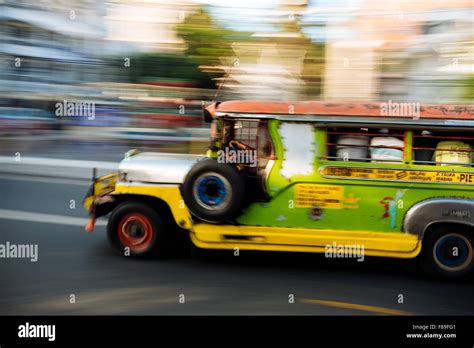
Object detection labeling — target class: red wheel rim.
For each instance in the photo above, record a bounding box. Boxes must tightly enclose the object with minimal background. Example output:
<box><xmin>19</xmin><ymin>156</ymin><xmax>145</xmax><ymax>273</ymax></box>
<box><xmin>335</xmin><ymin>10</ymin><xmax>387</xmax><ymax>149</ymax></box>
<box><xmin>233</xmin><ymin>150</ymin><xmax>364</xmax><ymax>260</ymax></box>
<box><xmin>118</xmin><ymin>213</ymin><xmax>154</xmax><ymax>251</ymax></box>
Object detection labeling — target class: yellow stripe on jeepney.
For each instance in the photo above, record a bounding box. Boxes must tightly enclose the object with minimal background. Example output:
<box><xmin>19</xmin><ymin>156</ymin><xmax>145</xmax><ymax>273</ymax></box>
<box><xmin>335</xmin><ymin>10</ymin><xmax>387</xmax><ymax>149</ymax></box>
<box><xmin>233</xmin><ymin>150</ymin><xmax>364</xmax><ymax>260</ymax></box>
<box><xmin>190</xmin><ymin>224</ymin><xmax>422</xmax><ymax>258</ymax></box>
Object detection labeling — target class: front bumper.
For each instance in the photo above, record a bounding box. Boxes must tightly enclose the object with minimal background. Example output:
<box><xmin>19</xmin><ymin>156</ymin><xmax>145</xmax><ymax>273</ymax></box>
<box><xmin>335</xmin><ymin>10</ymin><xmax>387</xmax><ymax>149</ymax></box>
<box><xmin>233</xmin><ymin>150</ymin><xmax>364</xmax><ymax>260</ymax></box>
<box><xmin>83</xmin><ymin>172</ymin><xmax>118</xmax><ymax>232</ymax></box>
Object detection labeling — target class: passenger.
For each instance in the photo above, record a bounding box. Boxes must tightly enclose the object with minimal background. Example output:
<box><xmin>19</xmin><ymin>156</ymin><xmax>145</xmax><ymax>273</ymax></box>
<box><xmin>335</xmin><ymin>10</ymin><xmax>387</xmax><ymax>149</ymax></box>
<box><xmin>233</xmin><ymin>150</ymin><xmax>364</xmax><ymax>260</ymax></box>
<box><xmin>370</xmin><ymin>128</ymin><xmax>403</xmax><ymax>163</ymax></box>
<box><xmin>336</xmin><ymin>130</ymin><xmax>369</xmax><ymax>162</ymax></box>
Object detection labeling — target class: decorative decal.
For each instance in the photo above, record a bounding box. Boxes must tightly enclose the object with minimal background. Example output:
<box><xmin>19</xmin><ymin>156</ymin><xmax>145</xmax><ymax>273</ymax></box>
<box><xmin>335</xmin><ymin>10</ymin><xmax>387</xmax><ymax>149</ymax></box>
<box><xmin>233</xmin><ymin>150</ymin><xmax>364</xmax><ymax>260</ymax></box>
<box><xmin>379</xmin><ymin>190</ymin><xmax>406</xmax><ymax>228</ymax></box>
<box><xmin>342</xmin><ymin>193</ymin><xmax>361</xmax><ymax>209</ymax></box>
<box><xmin>295</xmin><ymin>184</ymin><xmax>344</xmax><ymax>209</ymax></box>
<box><xmin>309</xmin><ymin>206</ymin><xmax>324</xmax><ymax>220</ymax></box>
<box><xmin>321</xmin><ymin>166</ymin><xmax>474</xmax><ymax>185</ymax></box>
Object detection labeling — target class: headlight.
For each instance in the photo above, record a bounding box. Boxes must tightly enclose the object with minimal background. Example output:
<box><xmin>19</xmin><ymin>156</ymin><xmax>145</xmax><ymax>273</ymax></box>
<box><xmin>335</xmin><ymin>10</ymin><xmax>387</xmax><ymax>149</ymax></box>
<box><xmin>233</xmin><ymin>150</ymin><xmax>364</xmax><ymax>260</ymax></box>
<box><xmin>118</xmin><ymin>171</ymin><xmax>127</xmax><ymax>182</ymax></box>
<box><xmin>124</xmin><ymin>148</ymin><xmax>140</xmax><ymax>160</ymax></box>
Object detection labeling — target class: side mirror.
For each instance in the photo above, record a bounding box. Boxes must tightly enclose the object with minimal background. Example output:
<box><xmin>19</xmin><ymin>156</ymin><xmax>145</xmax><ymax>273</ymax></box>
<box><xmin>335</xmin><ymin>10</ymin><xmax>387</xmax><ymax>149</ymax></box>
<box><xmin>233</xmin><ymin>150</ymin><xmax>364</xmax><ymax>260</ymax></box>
<box><xmin>203</xmin><ymin>102</ymin><xmax>220</xmax><ymax>123</ymax></box>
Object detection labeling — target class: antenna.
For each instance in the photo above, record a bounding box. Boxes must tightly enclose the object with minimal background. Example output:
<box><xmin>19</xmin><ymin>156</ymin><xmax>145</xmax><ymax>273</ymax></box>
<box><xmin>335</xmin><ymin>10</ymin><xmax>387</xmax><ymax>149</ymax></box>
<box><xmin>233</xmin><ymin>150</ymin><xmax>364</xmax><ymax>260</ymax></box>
<box><xmin>202</xmin><ymin>58</ymin><xmax>237</xmax><ymax>123</ymax></box>
<box><xmin>212</xmin><ymin>60</ymin><xmax>235</xmax><ymax>103</ymax></box>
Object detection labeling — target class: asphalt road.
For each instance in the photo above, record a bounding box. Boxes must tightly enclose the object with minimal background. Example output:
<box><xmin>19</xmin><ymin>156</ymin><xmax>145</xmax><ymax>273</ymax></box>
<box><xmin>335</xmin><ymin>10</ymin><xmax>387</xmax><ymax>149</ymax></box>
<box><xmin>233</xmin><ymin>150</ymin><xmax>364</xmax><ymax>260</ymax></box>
<box><xmin>1</xmin><ymin>175</ymin><xmax>474</xmax><ymax>315</ymax></box>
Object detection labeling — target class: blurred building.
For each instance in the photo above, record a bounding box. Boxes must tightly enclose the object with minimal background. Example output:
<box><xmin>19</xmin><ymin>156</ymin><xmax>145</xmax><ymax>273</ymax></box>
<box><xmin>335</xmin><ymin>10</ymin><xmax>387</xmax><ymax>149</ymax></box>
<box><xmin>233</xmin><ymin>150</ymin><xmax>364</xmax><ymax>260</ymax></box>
<box><xmin>320</xmin><ymin>0</ymin><xmax>474</xmax><ymax>102</ymax></box>
<box><xmin>104</xmin><ymin>0</ymin><xmax>197</xmax><ymax>53</ymax></box>
<box><xmin>220</xmin><ymin>39</ymin><xmax>307</xmax><ymax>100</ymax></box>
<box><xmin>216</xmin><ymin>0</ymin><xmax>325</xmax><ymax>101</ymax></box>
<box><xmin>0</xmin><ymin>0</ymin><xmax>108</xmax><ymax>103</ymax></box>
<box><xmin>324</xmin><ymin>39</ymin><xmax>383</xmax><ymax>101</ymax></box>
<box><xmin>0</xmin><ymin>0</ymin><xmax>471</xmax><ymax>111</ymax></box>
<box><xmin>396</xmin><ymin>2</ymin><xmax>473</xmax><ymax>103</ymax></box>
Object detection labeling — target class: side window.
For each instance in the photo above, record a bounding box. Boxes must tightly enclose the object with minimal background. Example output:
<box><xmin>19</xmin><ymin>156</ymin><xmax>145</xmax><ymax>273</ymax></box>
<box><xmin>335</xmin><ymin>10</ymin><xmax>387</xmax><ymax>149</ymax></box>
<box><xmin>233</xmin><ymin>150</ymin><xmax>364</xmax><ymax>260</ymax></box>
<box><xmin>413</xmin><ymin>130</ymin><xmax>474</xmax><ymax>166</ymax></box>
<box><xmin>220</xmin><ymin>118</ymin><xmax>274</xmax><ymax>170</ymax></box>
<box><xmin>234</xmin><ymin>119</ymin><xmax>258</xmax><ymax>149</ymax></box>
<box><xmin>326</xmin><ymin>127</ymin><xmax>405</xmax><ymax>163</ymax></box>
<box><xmin>221</xmin><ymin>118</ymin><xmax>258</xmax><ymax>149</ymax></box>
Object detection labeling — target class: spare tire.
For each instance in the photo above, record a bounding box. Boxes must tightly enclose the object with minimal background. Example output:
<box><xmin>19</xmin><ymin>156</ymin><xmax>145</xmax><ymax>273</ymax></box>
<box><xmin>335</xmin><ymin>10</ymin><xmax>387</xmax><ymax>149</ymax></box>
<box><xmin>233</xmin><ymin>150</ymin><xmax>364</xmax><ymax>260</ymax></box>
<box><xmin>181</xmin><ymin>159</ymin><xmax>245</xmax><ymax>223</ymax></box>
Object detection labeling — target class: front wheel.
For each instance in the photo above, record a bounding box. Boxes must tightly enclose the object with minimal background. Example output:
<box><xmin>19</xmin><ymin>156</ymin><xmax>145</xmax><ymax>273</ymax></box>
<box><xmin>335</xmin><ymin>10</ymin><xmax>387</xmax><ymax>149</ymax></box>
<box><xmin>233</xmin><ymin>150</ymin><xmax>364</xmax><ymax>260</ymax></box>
<box><xmin>421</xmin><ymin>225</ymin><xmax>474</xmax><ymax>279</ymax></box>
<box><xmin>107</xmin><ymin>201</ymin><xmax>166</xmax><ymax>258</ymax></box>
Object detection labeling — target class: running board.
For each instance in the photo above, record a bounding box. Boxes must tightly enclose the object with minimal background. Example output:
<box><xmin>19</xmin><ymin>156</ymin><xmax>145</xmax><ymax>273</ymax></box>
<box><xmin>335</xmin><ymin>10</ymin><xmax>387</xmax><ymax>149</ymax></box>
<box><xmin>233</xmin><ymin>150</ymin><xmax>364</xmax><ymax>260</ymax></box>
<box><xmin>190</xmin><ymin>223</ymin><xmax>422</xmax><ymax>259</ymax></box>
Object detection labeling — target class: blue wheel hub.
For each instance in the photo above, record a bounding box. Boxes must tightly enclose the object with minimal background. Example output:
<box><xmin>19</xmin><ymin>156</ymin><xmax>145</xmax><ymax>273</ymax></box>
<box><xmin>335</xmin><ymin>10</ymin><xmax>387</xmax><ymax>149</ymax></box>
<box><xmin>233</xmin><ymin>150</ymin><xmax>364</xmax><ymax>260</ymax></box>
<box><xmin>435</xmin><ymin>235</ymin><xmax>469</xmax><ymax>268</ymax></box>
<box><xmin>196</xmin><ymin>175</ymin><xmax>227</xmax><ymax>207</ymax></box>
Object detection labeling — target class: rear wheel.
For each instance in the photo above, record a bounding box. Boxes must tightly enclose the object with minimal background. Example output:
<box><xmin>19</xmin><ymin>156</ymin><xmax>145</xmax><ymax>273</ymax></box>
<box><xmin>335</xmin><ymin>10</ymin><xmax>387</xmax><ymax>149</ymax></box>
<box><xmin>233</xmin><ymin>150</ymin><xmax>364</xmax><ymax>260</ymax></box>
<box><xmin>421</xmin><ymin>225</ymin><xmax>474</xmax><ymax>279</ymax></box>
<box><xmin>107</xmin><ymin>201</ymin><xmax>167</xmax><ymax>258</ymax></box>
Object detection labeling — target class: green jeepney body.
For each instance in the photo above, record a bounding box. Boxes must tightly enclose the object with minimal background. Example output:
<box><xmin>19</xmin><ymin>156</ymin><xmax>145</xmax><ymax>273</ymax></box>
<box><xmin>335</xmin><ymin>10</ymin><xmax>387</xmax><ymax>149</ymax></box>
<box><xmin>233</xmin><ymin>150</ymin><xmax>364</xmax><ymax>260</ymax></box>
<box><xmin>206</xmin><ymin>101</ymin><xmax>474</xmax><ymax>241</ymax></box>
<box><xmin>237</xmin><ymin>121</ymin><xmax>474</xmax><ymax>233</ymax></box>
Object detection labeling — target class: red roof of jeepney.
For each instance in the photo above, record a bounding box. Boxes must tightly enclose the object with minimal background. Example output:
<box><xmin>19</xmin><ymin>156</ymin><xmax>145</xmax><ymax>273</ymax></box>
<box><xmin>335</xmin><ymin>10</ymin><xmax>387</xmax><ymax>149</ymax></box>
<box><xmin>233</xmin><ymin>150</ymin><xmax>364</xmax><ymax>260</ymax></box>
<box><xmin>214</xmin><ymin>101</ymin><xmax>474</xmax><ymax>119</ymax></box>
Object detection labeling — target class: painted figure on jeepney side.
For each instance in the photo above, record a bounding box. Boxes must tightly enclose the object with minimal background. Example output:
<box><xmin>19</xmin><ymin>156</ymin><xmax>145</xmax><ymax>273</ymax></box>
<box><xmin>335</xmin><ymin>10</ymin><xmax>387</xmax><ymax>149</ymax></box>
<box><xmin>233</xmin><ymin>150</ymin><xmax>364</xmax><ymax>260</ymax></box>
<box><xmin>380</xmin><ymin>190</ymin><xmax>407</xmax><ymax>229</ymax></box>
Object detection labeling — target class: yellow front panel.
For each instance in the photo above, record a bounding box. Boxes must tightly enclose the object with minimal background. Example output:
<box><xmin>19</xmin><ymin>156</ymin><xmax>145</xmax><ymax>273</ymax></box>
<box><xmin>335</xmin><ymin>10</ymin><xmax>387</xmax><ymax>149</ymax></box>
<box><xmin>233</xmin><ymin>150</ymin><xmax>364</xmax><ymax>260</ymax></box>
<box><xmin>114</xmin><ymin>184</ymin><xmax>193</xmax><ymax>229</ymax></box>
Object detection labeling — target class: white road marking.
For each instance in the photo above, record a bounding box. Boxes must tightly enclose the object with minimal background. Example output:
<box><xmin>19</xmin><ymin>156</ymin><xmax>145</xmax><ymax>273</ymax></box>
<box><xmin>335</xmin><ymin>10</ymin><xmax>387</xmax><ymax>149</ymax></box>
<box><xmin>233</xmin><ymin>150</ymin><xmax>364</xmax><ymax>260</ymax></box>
<box><xmin>0</xmin><ymin>156</ymin><xmax>118</xmax><ymax>170</ymax></box>
<box><xmin>0</xmin><ymin>209</ymin><xmax>107</xmax><ymax>227</ymax></box>
<box><xmin>0</xmin><ymin>174</ymin><xmax>89</xmax><ymax>186</ymax></box>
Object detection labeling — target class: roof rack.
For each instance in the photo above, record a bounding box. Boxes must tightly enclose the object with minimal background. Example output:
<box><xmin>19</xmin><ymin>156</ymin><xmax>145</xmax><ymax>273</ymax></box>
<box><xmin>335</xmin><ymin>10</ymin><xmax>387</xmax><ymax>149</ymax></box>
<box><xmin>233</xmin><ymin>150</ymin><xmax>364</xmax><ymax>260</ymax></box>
<box><xmin>212</xmin><ymin>101</ymin><xmax>474</xmax><ymax>120</ymax></box>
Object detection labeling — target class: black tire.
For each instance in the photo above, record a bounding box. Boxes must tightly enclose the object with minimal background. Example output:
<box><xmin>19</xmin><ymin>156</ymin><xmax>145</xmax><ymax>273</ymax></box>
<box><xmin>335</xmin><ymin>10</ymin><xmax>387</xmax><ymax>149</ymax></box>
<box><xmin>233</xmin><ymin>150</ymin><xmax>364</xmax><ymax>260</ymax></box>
<box><xmin>421</xmin><ymin>225</ymin><xmax>474</xmax><ymax>279</ymax></box>
<box><xmin>107</xmin><ymin>201</ymin><xmax>167</xmax><ymax>258</ymax></box>
<box><xmin>181</xmin><ymin>159</ymin><xmax>245</xmax><ymax>223</ymax></box>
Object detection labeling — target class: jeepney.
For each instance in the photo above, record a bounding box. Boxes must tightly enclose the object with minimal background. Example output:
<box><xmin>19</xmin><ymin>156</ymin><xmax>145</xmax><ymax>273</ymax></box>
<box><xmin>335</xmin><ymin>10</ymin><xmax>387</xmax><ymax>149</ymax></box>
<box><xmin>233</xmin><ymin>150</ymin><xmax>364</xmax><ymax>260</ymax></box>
<box><xmin>84</xmin><ymin>101</ymin><xmax>474</xmax><ymax>279</ymax></box>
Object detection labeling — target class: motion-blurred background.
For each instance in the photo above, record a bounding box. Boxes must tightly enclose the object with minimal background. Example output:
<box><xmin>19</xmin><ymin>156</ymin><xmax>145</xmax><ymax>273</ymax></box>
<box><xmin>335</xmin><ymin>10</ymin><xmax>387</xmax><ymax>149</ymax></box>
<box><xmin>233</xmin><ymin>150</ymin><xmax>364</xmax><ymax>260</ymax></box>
<box><xmin>1</xmin><ymin>0</ymin><xmax>474</xmax><ymax>316</ymax></box>
<box><xmin>0</xmin><ymin>0</ymin><xmax>473</xmax><ymax>159</ymax></box>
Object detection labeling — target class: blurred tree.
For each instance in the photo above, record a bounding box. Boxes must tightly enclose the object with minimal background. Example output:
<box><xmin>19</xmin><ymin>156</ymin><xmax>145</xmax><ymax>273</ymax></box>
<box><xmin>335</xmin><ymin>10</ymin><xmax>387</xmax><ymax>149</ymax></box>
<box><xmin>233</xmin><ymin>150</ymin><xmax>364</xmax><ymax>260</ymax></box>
<box><xmin>125</xmin><ymin>7</ymin><xmax>253</xmax><ymax>90</ymax></box>
<box><xmin>300</xmin><ymin>36</ymin><xmax>325</xmax><ymax>98</ymax></box>
<box><xmin>126</xmin><ymin>53</ymin><xmax>215</xmax><ymax>88</ymax></box>
<box><xmin>462</xmin><ymin>75</ymin><xmax>474</xmax><ymax>101</ymax></box>
<box><xmin>176</xmin><ymin>6</ymin><xmax>252</xmax><ymax>87</ymax></box>
<box><xmin>278</xmin><ymin>9</ymin><xmax>325</xmax><ymax>98</ymax></box>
